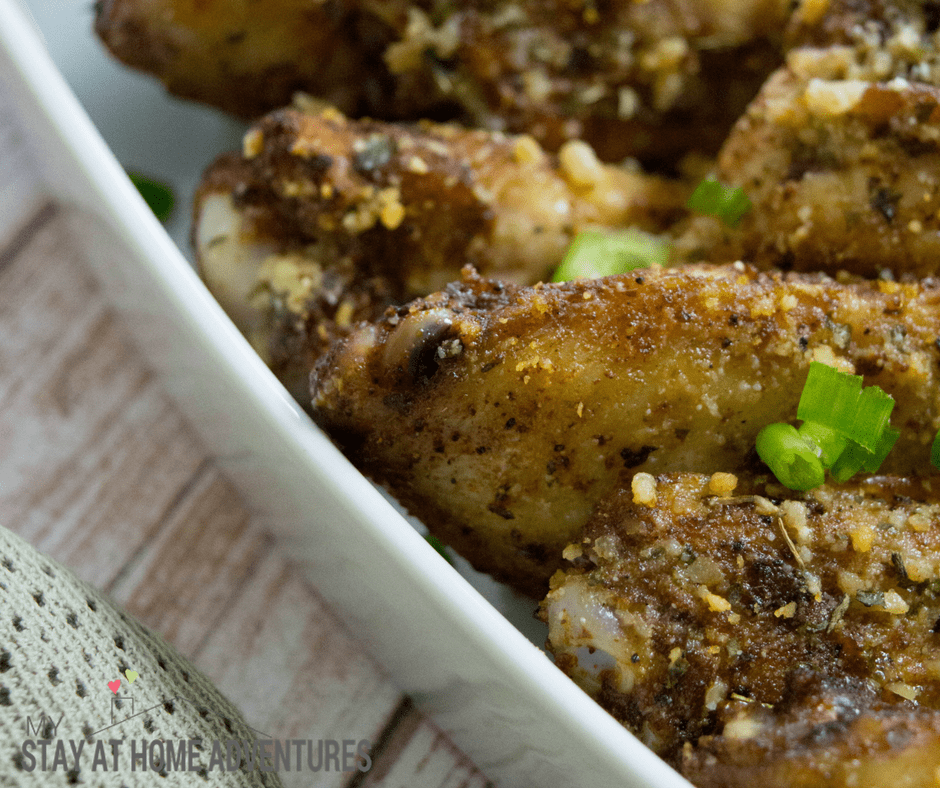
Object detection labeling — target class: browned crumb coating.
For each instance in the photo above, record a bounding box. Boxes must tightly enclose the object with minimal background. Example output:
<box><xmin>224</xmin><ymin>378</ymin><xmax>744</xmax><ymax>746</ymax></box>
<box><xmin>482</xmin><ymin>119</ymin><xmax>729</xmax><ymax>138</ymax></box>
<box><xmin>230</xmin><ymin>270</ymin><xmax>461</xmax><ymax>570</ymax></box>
<box><xmin>96</xmin><ymin>0</ymin><xmax>788</xmax><ymax>163</ymax></box>
<box><xmin>675</xmin><ymin>67</ymin><xmax>940</xmax><ymax>278</ymax></box>
<box><xmin>93</xmin><ymin>0</ymin><xmax>398</xmax><ymax>119</ymax></box>
<box><xmin>541</xmin><ymin>473</ymin><xmax>940</xmax><ymax>784</ymax></box>
<box><xmin>310</xmin><ymin>265</ymin><xmax>940</xmax><ymax>593</ymax></box>
<box><xmin>674</xmin><ymin>0</ymin><xmax>940</xmax><ymax>277</ymax></box>
<box><xmin>194</xmin><ymin>106</ymin><xmax>687</xmax><ymax>401</ymax></box>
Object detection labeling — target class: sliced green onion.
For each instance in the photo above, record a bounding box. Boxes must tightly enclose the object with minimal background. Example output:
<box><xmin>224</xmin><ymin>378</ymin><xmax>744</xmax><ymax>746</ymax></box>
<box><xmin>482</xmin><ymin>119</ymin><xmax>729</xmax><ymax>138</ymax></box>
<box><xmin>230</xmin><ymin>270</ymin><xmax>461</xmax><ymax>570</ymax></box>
<box><xmin>128</xmin><ymin>171</ymin><xmax>175</xmax><ymax>222</ymax></box>
<box><xmin>797</xmin><ymin>362</ymin><xmax>863</xmax><ymax>432</ymax></box>
<box><xmin>551</xmin><ymin>229</ymin><xmax>669</xmax><ymax>282</ymax></box>
<box><xmin>858</xmin><ymin>426</ymin><xmax>900</xmax><ymax>473</ymax></box>
<box><xmin>796</xmin><ymin>362</ymin><xmax>895</xmax><ymax>451</ymax></box>
<box><xmin>932</xmin><ymin>430</ymin><xmax>940</xmax><ymax>470</ymax></box>
<box><xmin>686</xmin><ymin>178</ymin><xmax>751</xmax><ymax>226</ymax></box>
<box><xmin>847</xmin><ymin>385</ymin><xmax>894</xmax><ymax>451</ymax></box>
<box><xmin>798</xmin><ymin>421</ymin><xmax>847</xmax><ymax>467</ymax></box>
<box><xmin>829</xmin><ymin>428</ymin><xmax>900</xmax><ymax>482</ymax></box>
<box><xmin>756</xmin><ymin>423</ymin><xmax>825</xmax><ymax>491</ymax></box>
<box><xmin>425</xmin><ymin>534</ymin><xmax>454</xmax><ymax>565</ymax></box>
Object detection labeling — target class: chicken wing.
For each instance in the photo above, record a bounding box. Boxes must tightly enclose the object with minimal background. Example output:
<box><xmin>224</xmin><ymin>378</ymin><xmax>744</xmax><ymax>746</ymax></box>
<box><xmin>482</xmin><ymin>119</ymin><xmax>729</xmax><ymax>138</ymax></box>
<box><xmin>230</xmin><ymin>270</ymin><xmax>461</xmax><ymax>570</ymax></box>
<box><xmin>676</xmin><ymin>0</ymin><xmax>940</xmax><ymax>277</ymax></box>
<box><xmin>195</xmin><ymin>105</ymin><xmax>687</xmax><ymax>401</ymax></box>
<box><xmin>94</xmin><ymin>0</ymin><xmax>394</xmax><ymax>119</ymax></box>
<box><xmin>541</xmin><ymin>472</ymin><xmax>940</xmax><ymax>784</ymax></box>
<box><xmin>96</xmin><ymin>0</ymin><xmax>788</xmax><ymax>163</ymax></box>
<box><xmin>311</xmin><ymin>265</ymin><xmax>940</xmax><ymax>593</ymax></box>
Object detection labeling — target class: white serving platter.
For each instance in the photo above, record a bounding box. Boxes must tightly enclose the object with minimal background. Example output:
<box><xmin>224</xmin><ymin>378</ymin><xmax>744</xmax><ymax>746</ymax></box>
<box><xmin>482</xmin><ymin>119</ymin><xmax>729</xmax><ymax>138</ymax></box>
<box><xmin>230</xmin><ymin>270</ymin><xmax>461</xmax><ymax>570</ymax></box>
<box><xmin>0</xmin><ymin>1</ymin><xmax>690</xmax><ymax>785</ymax></box>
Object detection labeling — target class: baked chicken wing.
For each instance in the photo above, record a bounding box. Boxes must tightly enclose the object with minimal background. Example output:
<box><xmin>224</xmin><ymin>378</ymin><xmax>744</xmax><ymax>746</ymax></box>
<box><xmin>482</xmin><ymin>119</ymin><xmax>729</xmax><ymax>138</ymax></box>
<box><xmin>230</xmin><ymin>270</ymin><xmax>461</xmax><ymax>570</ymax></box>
<box><xmin>310</xmin><ymin>265</ymin><xmax>940</xmax><ymax>593</ymax></box>
<box><xmin>676</xmin><ymin>0</ymin><xmax>940</xmax><ymax>276</ymax></box>
<box><xmin>195</xmin><ymin>105</ymin><xmax>687</xmax><ymax>400</ymax></box>
<box><xmin>97</xmin><ymin>0</ymin><xmax>788</xmax><ymax>163</ymax></box>
<box><xmin>542</xmin><ymin>472</ymin><xmax>940</xmax><ymax>785</ymax></box>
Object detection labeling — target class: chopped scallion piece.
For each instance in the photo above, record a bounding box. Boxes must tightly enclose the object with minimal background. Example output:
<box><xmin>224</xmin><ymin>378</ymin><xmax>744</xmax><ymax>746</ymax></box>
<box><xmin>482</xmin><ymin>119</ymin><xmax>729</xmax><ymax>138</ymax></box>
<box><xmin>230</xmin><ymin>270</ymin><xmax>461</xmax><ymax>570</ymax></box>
<box><xmin>858</xmin><ymin>426</ymin><xmax>900</xmax><ymax>473</ymax></box>
<box><xmin>425</xmin><ymin>534</ymin><xmax>454</xmax><ymax>565</ymax></box>
<box><xmin>756</xmin><ymin>423</ymin><xmax>825</xmax><ymax>491</ymax></box>
<box><xmin>686</xmin><ymin>178</ymin><xmax>751</xmax><ymax>226</ymax></box>
<box><xmin>128</xmin><ymin>171</ymin><xmax>175</xmax><ymax>222</ymax></box>
<box><xmin>551</xmin><ymin>229</ymin><xmax>669</xmax><ymax>282</ymax></box>
<box><xmin>798</xmin><ymin>421</ymin><xmax>847</xmax><ymax>467</ymax></box>
<box><xmin>826</xmin><ymin>428</ymin><xmax>899</xmax><ymax>482</ymax></box>
<box><xmin>848</xmin><ymin>385</ymin><xmax>894</xmax><ymax>451</ymax></box>
<box><xmin>829</xmin><ymin>441</ymin><xmax>870</xmax><ymax>483</ymax></box>
<box><xmin>797</xmin><ymin>362</ymin><xmax>862</xmax><ymax>432</ymax></box>
<box><xmin>932</xmin><ymin>430</ymin><xmax>940</xmax><ymax>470</ymax></box>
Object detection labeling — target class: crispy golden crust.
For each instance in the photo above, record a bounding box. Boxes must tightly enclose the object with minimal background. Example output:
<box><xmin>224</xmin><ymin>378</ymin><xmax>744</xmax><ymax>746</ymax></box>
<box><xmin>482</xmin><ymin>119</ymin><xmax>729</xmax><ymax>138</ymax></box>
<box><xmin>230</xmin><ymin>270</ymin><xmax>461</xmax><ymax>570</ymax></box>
<box><xmin>673</xmin><ymin>0</ymin><xmax>940</xmax><ymax>277</ymax></box>
<box><xmin>310</xmin><ymin>265</ymin><xmax>940</xmax><ymax>593</ymax></box>
<box><xmin>674</xmin><ymin>67</ymin><xmax>940</xmax><ymax>278</ymax></box>
<box><xmin>194</xmin><ymin>107</ymin><xmax>687</xmax><ymax>401</ymax></box>
<box><xmin>94</xmin><ymin>0</ymin><xmax>400</xmax><ymax>119</ymax></box>
<box><xmin>362</xmin><ymin>0</ymin><xmax>788</xmax><ymax>163</ymax></box>
<box><xmin>541</xmin><ymin>473</ymin><xmax>940</xmax><ymax>781</ymax></box>
<box><xmin>683</xmin><ymin>696</ymin><xmax>940</xmax><ymax>788</ymax></box>
<box><xmin>786</xmin><ymin>0</ymin><xmax>940</xmax><ymax>81</ymax></box>
<box><xmin>96</xmin><ymin>0</ymin><xmax>787</xmax><ymax>163</ymax></box>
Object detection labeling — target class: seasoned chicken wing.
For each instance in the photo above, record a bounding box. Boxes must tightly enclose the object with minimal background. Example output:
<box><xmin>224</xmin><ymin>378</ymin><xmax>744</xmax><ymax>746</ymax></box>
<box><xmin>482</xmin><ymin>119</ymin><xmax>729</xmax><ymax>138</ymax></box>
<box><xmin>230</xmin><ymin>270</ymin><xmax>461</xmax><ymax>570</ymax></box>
<box><xmin>195</xmin><ymin>105</ymin><xmax>687</xmax><ymax>401</ymax></box>
<box><xmin>675</xmin><ymin>0</ymin><xmax>940</xmax><ymax>276</ymax></box>
<box><xmin>785</xmin><ymin>0</ymin><xmax>940</xmax><ymax>82</ymax></box>
<box><xmin>97</xmin><ymin>0</ymin><xmax>788</xmax><ymax>163</ymax></box>
<box><xmin>94</xmin><ymin>0</ymin><xmax>392</xmax><ymax>119</ymax></box>
<box><xmin>675</xmin><ymin>67</ymin><xmax>940</xmax><ymax>278</ymax></box>
<box><xmin>311</xmin><ymin>265</ymin><xmax>940</xmax><ymax>593</ymax></box>
<box><xmin>542</xmin><ymin>473</ymin><xmax>940</xmax><ymax>784</ymax></box>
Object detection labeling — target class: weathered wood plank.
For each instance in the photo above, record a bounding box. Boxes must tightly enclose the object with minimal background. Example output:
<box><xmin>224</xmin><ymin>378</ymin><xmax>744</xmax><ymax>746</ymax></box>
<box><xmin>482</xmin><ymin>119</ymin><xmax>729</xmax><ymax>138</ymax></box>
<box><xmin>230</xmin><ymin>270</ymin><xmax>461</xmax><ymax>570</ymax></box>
<box><xmin>353</xmin><ymin>701</ymin><xmax>492</xmax><ymax>788</ymax></box>
<box><xmin>0</xmin><ymin>176</ymin><xmax>491</xmax><ymax>787</ymax></box>
<box><xmin>0</xmin><ymin>214</ymin><xmax>206</xmax><ymax>587</ymax></box>
<box><xmin>194</xmin><ymin>550</ymin><xmax>404</xmax><ymax>788</ymax></box>
<box><xmin>109</xmin><ymin>465</ymin><xmax>273</xmax><ymax>658</ymax></box>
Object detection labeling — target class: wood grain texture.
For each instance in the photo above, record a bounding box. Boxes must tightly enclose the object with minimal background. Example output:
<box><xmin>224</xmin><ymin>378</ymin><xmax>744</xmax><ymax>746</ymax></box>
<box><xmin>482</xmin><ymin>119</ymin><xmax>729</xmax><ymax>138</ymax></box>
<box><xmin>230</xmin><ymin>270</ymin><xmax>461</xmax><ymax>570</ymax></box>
<box><xmin>0</xmin><ymin>215</ymin><xmax>207</xmax><ymax>587</ymax></box>
<box><xmin>108</xmin><ymin>464</ymin><xmax>272</xmax><ymax>658</ymax></box>
<box><xmin>194</xmin><ymin>550</ymin><xmax>403</xmax><ymax>788</ymax></box>
<box><xmin>0</xmin><ymin>95</ymin><xmax>44</xmax><ymax>244</ymax></box>
<box><xmin>352</xmin><ymin>701</ymin><xmax>492</xmax><ymax>788</ymax></box>
<box><xmin>0</xmin><ymin>109</ymin><xmax>490</xmax><ymax>787</ymax></box>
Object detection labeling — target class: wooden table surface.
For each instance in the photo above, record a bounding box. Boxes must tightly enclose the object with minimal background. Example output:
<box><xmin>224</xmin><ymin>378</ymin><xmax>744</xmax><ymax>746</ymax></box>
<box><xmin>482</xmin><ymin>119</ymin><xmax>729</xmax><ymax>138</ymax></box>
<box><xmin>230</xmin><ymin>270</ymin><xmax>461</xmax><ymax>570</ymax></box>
<box><xmin>0</xmin><ymin>80</ymin><xmax>491</xmax><ymax>788</ymax></box>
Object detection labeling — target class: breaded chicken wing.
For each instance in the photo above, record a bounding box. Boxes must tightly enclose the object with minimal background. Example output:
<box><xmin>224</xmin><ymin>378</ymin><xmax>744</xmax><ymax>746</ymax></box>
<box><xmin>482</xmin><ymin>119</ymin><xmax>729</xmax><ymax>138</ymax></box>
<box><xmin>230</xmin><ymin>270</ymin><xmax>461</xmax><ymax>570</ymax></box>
<box><xmin>94</xmin><ymin>0</ymin><xmax>392</xmax><ymax>119</ymax></box>
<box><xmin>97</xmin><ymin>0</ymin><xmax>788</xmax><ymax>163</ymax></box>
<box><xmin>310</xmin><ymin>265</ymin><xmax>940</xmax><ymax>593</ymax></box>
<box><xmin>542</xmin><ymin>473</ymin><xmax>940</xmax><ymax>784</ymax></box>
<box><xmin>675</xmin><ymin>0</ymin><xmax>940</xmax><ymax>276</ymax></box>
<box><xmin>195</xmin><ymin>105</ymin><xmax>687</xmax><ymax>400</ymax></box>
<box><xmin>675</xmin><ymin>67</ymin><xmax>940</xmax><ymax>277</ymax></box>
<box><xmin>786</xmin><ymin>0</ymin><xmax>940</xmax><ymax>82</ymax></box>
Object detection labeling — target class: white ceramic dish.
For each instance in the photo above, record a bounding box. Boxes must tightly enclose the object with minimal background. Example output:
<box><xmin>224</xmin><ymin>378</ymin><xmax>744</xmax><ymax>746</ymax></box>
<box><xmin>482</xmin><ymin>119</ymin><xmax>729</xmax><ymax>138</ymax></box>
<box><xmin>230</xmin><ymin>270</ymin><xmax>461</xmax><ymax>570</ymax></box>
<box><xmin>0</xmin><ymin>2</ymin><xmax>691</xmax><ymax>785</ymax></box>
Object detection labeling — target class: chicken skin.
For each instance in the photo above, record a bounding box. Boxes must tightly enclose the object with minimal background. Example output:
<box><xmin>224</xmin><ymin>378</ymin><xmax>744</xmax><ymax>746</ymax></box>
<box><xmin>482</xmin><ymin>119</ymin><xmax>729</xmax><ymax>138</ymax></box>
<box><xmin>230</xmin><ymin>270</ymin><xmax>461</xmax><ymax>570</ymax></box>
<box><xmin>96</xmin><ymin>0</ymin><xmax>788</xmax><ymax>163</ymax></box>
<box><xmin>195</xmin><ymin>104</ymin><xmax>687</xmax><ymax>400</ymax></box>
<box><xmin>542</xmin><ymin>472</ymin><xmax>940</xmax><ymax>785</ymax></box>
<box><xmin>311</xmin><ymin>265</ymin><xmax>940</xmax><ymax>593</ymax></box>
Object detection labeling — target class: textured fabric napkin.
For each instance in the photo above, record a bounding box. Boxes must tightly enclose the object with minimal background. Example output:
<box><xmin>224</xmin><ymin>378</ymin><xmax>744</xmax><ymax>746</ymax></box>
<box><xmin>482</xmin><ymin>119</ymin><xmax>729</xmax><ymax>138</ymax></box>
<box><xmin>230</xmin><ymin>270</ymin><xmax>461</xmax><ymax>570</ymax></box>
<box><xmin>0</xmin><ymin>525</ymin><xmax>283</xmax><ymax>787</ymax></box>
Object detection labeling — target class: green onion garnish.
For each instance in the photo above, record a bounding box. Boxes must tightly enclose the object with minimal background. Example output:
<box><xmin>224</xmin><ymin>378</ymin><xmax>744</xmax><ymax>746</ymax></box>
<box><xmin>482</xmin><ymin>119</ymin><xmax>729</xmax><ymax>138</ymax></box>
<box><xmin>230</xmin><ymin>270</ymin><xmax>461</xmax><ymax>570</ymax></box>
<box><xmin>686</xmin><ymin>178</ymin><xmax>751</xmax><ymax>226</ymax></box>
<box><xmin>128</xmin><ymin>171</ymin><xmax>175</xmax><ymax>222</ymax></box>
<box><xmin>829</xmin><ymin>430</ymin><xmax>898</xmax><ymax>482</ymax></box>
<box><xmin>757</xmin><ymin>362</ymin><xmax>898</xmax><ymax>490</ymax></box>
<box><xmin>425</xmin><ymin>534</ymin><xmax>454</xmax><ymax>565</ymax></box>
<box><xmin>796</xmin><ymin>362</ymin><xmax>893</xmax><ymax>451</ymax></box>
<box><xmin>551</xmin><ymin>229</ymin><xmax>669</xmax><ymax>282</ymax></box>
<box><xmin>797</xmin><ymin>421</ymin><xmax>847</xmax><ymax>467</ymax></box>
<box><xmin>932</xmin><ymin>430</ymin><xmax>940</xmax><ymax>470</ymax></box>
<box><xmin>797</xmin><ymin>362</ymin><xmax>862</xmax><ymax>432</ymax></box>
<box><xmin>756</xmin><ymin>423</ymin><xmax>825</xmax><ymax>491</ymax></box>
